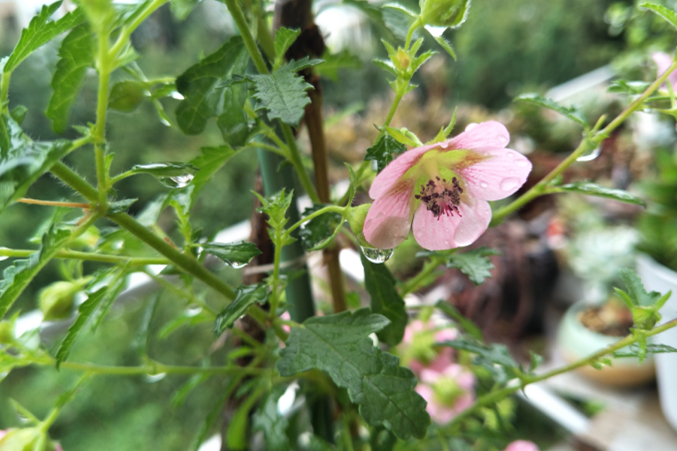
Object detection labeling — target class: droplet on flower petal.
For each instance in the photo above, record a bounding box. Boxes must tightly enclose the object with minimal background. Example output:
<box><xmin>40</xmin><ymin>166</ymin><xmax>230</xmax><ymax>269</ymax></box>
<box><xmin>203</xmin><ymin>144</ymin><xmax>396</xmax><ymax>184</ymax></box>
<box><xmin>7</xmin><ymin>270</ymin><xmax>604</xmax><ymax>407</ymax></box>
<box><xmin>440</xmin><ymin>141</ymin><xmax>450</xmax><ymax>149</ymax></box>
<box><xmin>499</xmin><ymin>177</ymin><xmax>521</xmax><ymax>192</ymax></box>
<box><xmin>576</xmin><ymin>147</ymin><xmax>601</xmax><ymax>162</ymax></box>
<box><xmin>479</xmin><ymin>182</ymin><xmax>488</xmax><ymax>188</ymax></box>
<box><xmin>361</xmin><ymin>246</ymin><xmax>394</xmax><ymax>264</ymax></box>
<box><xmin>465</xmin><ymin>123</ymin><xmax>478</xmax><ymax>131</ymax></box>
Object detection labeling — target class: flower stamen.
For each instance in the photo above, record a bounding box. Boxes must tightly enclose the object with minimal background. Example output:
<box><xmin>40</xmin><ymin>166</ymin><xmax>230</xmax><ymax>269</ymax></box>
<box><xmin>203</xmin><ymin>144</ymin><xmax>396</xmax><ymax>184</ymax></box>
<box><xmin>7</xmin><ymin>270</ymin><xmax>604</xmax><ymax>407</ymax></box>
<box><xmin>414</xmin><ymin>176</ymin><xmax>464</xmax><ymax>220</ymax></box>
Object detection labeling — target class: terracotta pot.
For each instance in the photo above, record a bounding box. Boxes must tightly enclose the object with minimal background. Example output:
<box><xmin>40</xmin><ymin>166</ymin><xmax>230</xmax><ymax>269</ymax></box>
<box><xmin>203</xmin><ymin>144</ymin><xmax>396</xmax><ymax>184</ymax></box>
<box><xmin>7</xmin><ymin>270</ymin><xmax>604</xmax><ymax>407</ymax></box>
<box><xmin>557</xmin><ymin>300</ymin><xmax>655</xmax><ymax>388</ymax></box>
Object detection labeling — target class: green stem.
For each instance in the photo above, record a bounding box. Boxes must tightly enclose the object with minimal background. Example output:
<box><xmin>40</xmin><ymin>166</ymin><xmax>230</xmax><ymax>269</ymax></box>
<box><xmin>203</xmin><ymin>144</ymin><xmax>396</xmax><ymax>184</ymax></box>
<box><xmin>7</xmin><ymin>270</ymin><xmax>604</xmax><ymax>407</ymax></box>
<box><xmin>49</xmin><ymin>162</ymin><xmax>237</xmax><ymax>301</ymax></box>
<box><xmin>94</xmin><ymin>30</ymin><xmax>112</xmax><ymax>210</ymax></box>
<box><xmin>247</xmin><ymin>141</ymin><xmax>289</xmax><ymax>158</ymax></box>
<box><xmin>0</xmin><ymin>247</ymin><xmax>168</xmax><ymax>266</ymax></box>
<box><xmin>269</xmin><ymin>234</ymin><xmax>283</xmax><ymax>319</ymax></box>
<box><xmin>281</xmin><ymin>123</ymin><xmax>321</xmax><ymax>203</ymax></box>
<box><xmin>109</xmin><ymin>0</ymin><xmax>168</xmax><ymax>58</ymax></box>
<box><xmin>144</xmin><ymin>270</ymin><xmax>219</xmax><ymax>316</ymax></box>
<box><xmin>404</xmin><ymin>17</ymin><xmax>422</xmax><ymax>51</ymax></box>
<box><xmin>400</xmin><ymin>255</ymin><xmax>445</xmax><ymax>296</ymax></box>
<box><xmin>446</xmin><ymin>317</ymin><xmax>677</xmax><ymax>429</ymax></box>
<box><xmin>0</xmin><ymin>70</ymin><xmax>11</xmax><ymax>113</ymax></box>
<box><xmin>284</xmin><ymin>205</ymin><xmax>346</xmax><ymax>237</ymax></box>
<box><xmin>491</xmin><ymin>59</ymin><xmax>677</xmax><ymax>226</ymax></box>
<box><xmin>223</xmin><ymin>0</ymin><xmax>269</xmax><ymax>75</ymax></box>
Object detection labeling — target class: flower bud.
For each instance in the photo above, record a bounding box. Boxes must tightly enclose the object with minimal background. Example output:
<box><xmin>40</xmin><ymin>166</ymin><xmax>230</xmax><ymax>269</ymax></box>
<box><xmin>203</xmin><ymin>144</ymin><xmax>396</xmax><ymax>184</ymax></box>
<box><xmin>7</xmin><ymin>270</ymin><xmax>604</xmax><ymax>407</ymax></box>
<box><xmin>632</xmin><ymin>306</ymin><xmax>661</xmax><ymax>331</ymax></box>
<box><xmin>346</xmin><ymin>204</ymin><xmax>371</xmax><ymax>236</ymax></box>
<box><xmin>420</xmin><ymin>0</ymin><xmax>470</xmax><ymax>28</ymax></box>
<box><xmin>0</xmin><ymin>427</ymin><xmax>57</xmax><ymax>451</ymax></box>
<box><xmin>109</xmin><ymin>81</ymin><xmax>147</xmax><ymax>113</ymax></box>
<box><xmin>0</xmin><ymin>321</ymin><xmax>13</xmax><ymax>344</ymax></box>
<box><xmin>39</xmin><ymin>280</ymin><xmax>88</xmax><ymax>321</ymax></box>
<box><xmin>395</xmin><ymin>48</ymin><xmax>411</xmax><ymax>70</ymax></box>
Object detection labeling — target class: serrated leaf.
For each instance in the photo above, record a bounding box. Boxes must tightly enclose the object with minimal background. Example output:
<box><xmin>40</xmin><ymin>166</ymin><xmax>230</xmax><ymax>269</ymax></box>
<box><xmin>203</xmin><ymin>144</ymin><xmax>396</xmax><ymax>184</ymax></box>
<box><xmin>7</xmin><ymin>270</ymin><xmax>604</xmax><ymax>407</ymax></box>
<box><xmin>612</xmin><ymin>343</ymin><xmax>677</xmax><ymax>358</ymax></box>
<box><xmin>252</xmin><ymin>388</ymin><xmax>292</xmax><ymax>451</ymax></box>
<box><xmin>0</xmin><ymin>224</ymin><xmax>71</xmax><ymax>319</ymax></box>
<box><xmin>175</xmin><ymin>36</ymin><xmax>249</xmax><ymax>135</ymax></box>
<box><xmin>0</xmin><ymin>115</ymin><xmax>73</xmax><ymax>212</ymax></box>
<box><xmin>277</xmin><ymin>309</ymin><xmax>431</xmax><ymax>439</ymax></box>
<box><xmin>248</xmin><ymin>59</ymin><xmax>319</xmax><ymax>126</ymax></box>
<box><xmin>4</xmin><ymin>3</ymin><xmax>85</xmax><ymax>74</ymax></box>
<box><xmin>364</xmin><ymin>132</ymin><xmax>407</xmax><ymax>173</ymax></box>
<box><xmin>438</xmin><ymin>338</ymin><xmax>520</xmax><ymax>382</ymax></box>
<box><xmin>372</xmin><ymin>59</ymin><xmax>398</xmax><ymax>77</ymax></box>
<box><xmin>47</xmin><ymin>23</ymin><xmax>93</xmax><ymax>134</ymax></box>
<box><xmin>430</xmin><ymin>33</ymin><xmax>456</xmax><ymax>60</ymax></box>
<box><xmin>90</xmin><ymin>269</ymin><xmax>128</xmax><ymax>331</ymax></box>
<box><xmin>641</xmin><ymin>3</ymin><xmax>677</xmax><ymax>30</ymax></box>
<box><xmin>555</xmin><ymin>182</ymin><xmax>646</xmax><ymax>207</ymax></box>
<box><xmin>515</xmin><ymin>93</ymin><xmax>588</xmax><ymax>128</ymax></box>
<box><xmin>274</xmin><ymin>27</ymin><xmax>301</xmax><ymax>63</ymax></box>
<box><xmin>360</xmin><ymin>252</ymin><xmax>406</xmax><ymax>346</ymax></box>
<box><xmin>298</xmin><ymin>205</ymin><xmax>344</xmax><ymax>251</ymax></box>
<box><xmin>618</xmin><ymin>269</ymin><xmax>662</xmax><ymax>307</ymax></box>
<box><xmin>256</xmin><ymin>189</ymin><xmax>294</xmax><ymax>232</ymax></box>
<box><xmin>107</xmin><ymin>198</ymin><xmax>137</xmax><ymax>213</ymax></box>
<box><xmin>315</xmin><ymin>49</ymin><xmax>361</xmax><ymax>82</ymax></box>
<box><xmin>201</xmin><ymin>241</ymin><xmax>261</xmax><ymax>267</ymax></box>
<box><xmin>55</xmin><ymin>287</ymin><xmax>107</xmax><ymax>368</ymax></box>
<box><xmin>171</xmin><ymin>0</ymin><xmax>202</xmax><ymax>19</ymax></box>
<box><xmin>445</xmin><ymin>247</ymin><xmax>499</xmax><ymax>285</ymax></box>
<box><xmin>214</xmin><ymin>283</ymin><xmax>268</xmax><ymax>334</ymax></box>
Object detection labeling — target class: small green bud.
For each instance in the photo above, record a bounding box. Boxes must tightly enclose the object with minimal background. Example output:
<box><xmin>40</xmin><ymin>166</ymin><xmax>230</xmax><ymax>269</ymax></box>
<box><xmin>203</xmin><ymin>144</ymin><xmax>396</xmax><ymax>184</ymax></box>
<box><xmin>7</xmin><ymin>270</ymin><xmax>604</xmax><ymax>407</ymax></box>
<box><xmin>0</xmin><ymin>321</ymin><xmax>14</xmax><ymax>344</ymax></box>
<box><xmin>346</xmin><ymin>204</ymin><xmax>371</xmax><ymax>236</ymax></box>
<box><xmin>631</xmin><ymin>306</ymin><xmax>662</xmax><ymax>331</ymax></box>
<box><xmin>420</xmin><ymin>0</ymin><xmax>470</xmax><ymax>28</ymax></box>
<box><xmin>109</xmin><ymin>81</ymin><xmax>147</xmax><ymax>113</ymax></box>
<box><xmin>395</xmin><ymin>48</ymin><xmax>411</xmax><ymax>70</ymax></box>
<box><xmin>39</xmin><ymin>280</ymin><xmax>88</xmax><ymax>321</ymax></box>
<box><xmin>0</xmin><ymin>427</ymin><xmax>55</xmax><ymax>451</ymax></box>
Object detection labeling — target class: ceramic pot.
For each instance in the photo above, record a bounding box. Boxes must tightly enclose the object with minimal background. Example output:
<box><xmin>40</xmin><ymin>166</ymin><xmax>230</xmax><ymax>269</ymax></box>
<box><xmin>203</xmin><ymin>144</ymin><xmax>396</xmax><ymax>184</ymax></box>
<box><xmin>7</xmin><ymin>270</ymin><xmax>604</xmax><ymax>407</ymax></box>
<box><xmin>557</xmin><ymin>300</ymin><xmax>655</xmax><ymax>387</ymax></box>
<box><xmin>637</xmin><ymin>254</ymin><xmax>677</xmax><ymax>431</ymax></box>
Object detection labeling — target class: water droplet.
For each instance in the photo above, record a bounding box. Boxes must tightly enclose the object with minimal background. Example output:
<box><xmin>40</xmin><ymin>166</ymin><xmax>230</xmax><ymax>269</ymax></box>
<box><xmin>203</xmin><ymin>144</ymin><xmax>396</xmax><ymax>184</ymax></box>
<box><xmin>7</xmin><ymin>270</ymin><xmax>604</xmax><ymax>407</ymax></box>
<box><xmin>424</xmin><ymin>25</ymin><xmax>447</xmax><ymax>38</ymax></box>
<box><xmin>0</xmin><ymin>256</ymin><xmax>7</xmax><ymax>262</ymax></box>
<box><xmin>159</xmin><ymin>117</ymin><xmax>171</xmax><ymax>127</ymax></box>
<box><xmin>360</xmin><ymin>246</ymin><xmax>394</xmax><ymax>264</ymax></box>
<box><xmin>465</xmin><ymin>123</ymin><xmax>478</xmax><ymax>131</ymax></box>
<box><xmin>186</xmin><ymin>307</ymin><xmax>202</xmax><ymax>316</ymax></box>
<box><xmin>439</xmin><ymin>141</ymin><xmax>450</xmax><ymax>149</ymax></box>
<box><xmin>643</xmin><ymin>108</ymin><xmax>654</xmax><ymax>114</ymax></box>
<box><xmin>576</xmin><ymin>147</ymin><xmax>601</xmax><ymax>162</ymax></box>
<box><xmin>170</xmin><ymin>91</ymin><xmax>184</xmax><ymax>100</ymax></box>
<box><xmin>144</xmin><ymin>373</ymin><xmax>167</xmax><ymax>383</ymax></box>
<box><xmin>500</xmin><ymin>177</ymin><xmax>521</xmax><ymax>192</ymax></box>
<box><xmin>162</xmin><ymin>173</ymin><xmax>194</xmax><ymax>188</ymax></box>
<box><xmin>480</xmin><ymin>182</ymin><xmax>488</xmax><ymax>188</ymax></box>
<box><xmin>230</xmin><ymin>261</ymin><xmax>247</xmax><ymax>269</ymax></box>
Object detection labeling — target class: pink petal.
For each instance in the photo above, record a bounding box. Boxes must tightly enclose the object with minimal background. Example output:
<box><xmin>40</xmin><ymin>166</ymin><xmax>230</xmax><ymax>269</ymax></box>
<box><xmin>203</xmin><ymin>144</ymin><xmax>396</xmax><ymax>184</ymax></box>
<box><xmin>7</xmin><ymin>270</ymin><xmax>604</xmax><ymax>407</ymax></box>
<box><xmin>363</xmin><ymin>182</ymin><xmax>415</xmax><ymax>249</ymax></box>
<box><xmin>433</xmin><ymin>405</ymin><xmax>458</xmax><ymax>424</ymax></box>
<box><xmin>428</xmin><ymin>349</ymin><xmax>455</xmax><ymax>373</ymax></box>
<box><xmin>453</xmin><ymin>393</ymin><xmax>475</xmax><ymax>413</ymax></box>
<box><xmin>653</xmin><ymin>52</ymin><xmax>677</xmax><ymax>89</ymax></box>
<box><xmin>415</xmin><ymin>384</ymin><xmax>435</xmax><ymax>404</ymax></box>
<box><xmin>0</xmin><ymin>430</ymin><xmax>5</xmax><ymax>440</ymax></box>
<box><xmin>504</xmin><ymin>441</ymin><xmax>540</xmax><ymax>451</ymax></box>
<box><xmin>412</xmin><ymin>199</ymin><xmax>492</xmax><ymax>250</ymax></box>
<box><xmin>419</xmin><ymin>368</ymin><xmax>442</xmax><ymax>384</ymax></box>
<box><xmin>409</xmin><ymin>358</ymin><xmax>425</xmax><ymax>375</ymax></box>
<box><xmin>447</xmin><ymin>121</ymin><xmax>510</xmax><ymax>150</ymax></box>
<box><xmin>457</xmin><ymin>147</ymin><xmax>532</xmax><ymax>201</ymax></box>
<box><xmin>434</xmin><ymin>328</ymin><xmax>458</xmax><ymax>342</ymax></box>
<box><xmin>368</xmin><ymin>145</ymin><xmax>432</xmax><ymax>199</ymax></box>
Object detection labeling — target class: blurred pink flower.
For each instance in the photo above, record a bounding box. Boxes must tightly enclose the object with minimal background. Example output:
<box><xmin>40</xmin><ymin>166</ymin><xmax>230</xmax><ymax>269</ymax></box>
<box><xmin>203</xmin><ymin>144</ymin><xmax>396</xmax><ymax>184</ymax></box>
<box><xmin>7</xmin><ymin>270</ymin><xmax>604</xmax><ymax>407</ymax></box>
<box><xmin>280</xmin><ymin>311</ymin><xmax>291</xmax><ymax>334</ymax></box>
<box><xmin>363</xmin><ymin>121</ymin><xmax>531</xmax><ymax>250</ymax></box>
<box><xmin>402</xmin><ymin>320</ymin><xmax>458</xmax><ymax>374</ymax></box>
<box><xmin>653</xmin><ymin>52</ymin><xmax>677</xmax><ymax>89</ymax></box>
<box><xmin>0</xmin><ymin>430</ymin><xmax>5</xmax><ymax>440</ymax></box>
<box><xmin>415</xmin><ymin>364</ymin><xmax>475</xmax><ymax>424</ymax></box>
<box><xmin>504</xmin><ymin>440</ymin><xmax>539</xmax><ymax>451</ymax></box>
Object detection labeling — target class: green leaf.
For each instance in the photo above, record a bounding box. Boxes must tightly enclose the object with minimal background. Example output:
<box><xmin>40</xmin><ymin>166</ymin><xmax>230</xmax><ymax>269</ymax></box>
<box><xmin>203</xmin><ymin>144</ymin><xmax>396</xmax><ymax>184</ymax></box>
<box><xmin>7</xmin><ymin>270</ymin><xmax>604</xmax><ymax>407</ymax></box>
<box><xmin>90</xmin><ymin>269</ymin><xmax>128</xmax><ymax>331</ymax></box>
<box><xmin>430</xmin><ymin>33</ymin><xmax>456</xmax><ymax>60</ymax></box>
<box><xmin>360</xmin><ymin>252</ymin><xmax>407</xmax><ymax>346</ymax></box>
<box><xmin>9</xmin><ymin>106</ymin><xmax>27</xmax><ymax>126</ymax></box>
<box><xmin>514</xmin><ymin>93</ymin><xmax>588</xmax><ymax>128</ymax></box>
<box><xmin>384</xmin><ymin>126</ymin><xmax>422</xmax><ymax>147</ymax></box>
<box><xmin>618</xmin><ymin>269</ymin><xmax>662</xmax><ymax>307</ymax></box>
<box><xmin>0</xmin><ymin>224</ymin><xmax>71</xmax><ymax>319</ymax></box>
<box><xmin>612</xmin><ymin>343</ymin><xmax>677</xmax><ymax>358</ymax></box>
<box><xmin>438</xmin><ymin>338</ymin><xmax>520</xmax><ymax>382</ymax></box>
<box><xmin>187</xmin><ymin>145</ymin><xmax>237</xmax><ymax>204</ymax></box>
<box><xmin>382</xmin><ymin>4</ymin><xmax>419</xmax><ymax>41</ymax></box>
<box><xmin>364</xmin><ymin>132</ymin><xmax>407</xmax><ymax>173</ymax></box>
<box><xmin>555</xmin><ymin>182</ymin><xmax>646</xmax><ymax>207</ymax></box>
<box><xmin>158</xmin><ymin>308</ymin><xmax>212</xmax><ymax>339</ymax></box>
<box><xmin>315</xmin><ymin>49</ymin><xmax>361</xmax><ymax>81</ymax></box>
<box><xmin>216</xmin><ymin>83</ymin><xmax>250</xmax><ymax>147</ymax></box>
<box><xmin>129</xmin><ymin>162</ymin><xmax>199</xmax><ymax>188</ymax></box>
<box><xmin>108</xmin><ymin>80</ymin><xmax>147</xmax><ymax>112</ymax></box>
<box><xmin>372</xmin><ymin>59</ymin><xmax>398</xmax><ymax>77</ymax></box>
<box><xmin>214</xmin><ymin>283</ymin><xmax>268</xmax><ymax>334</ymax></box>
<box><xmin>607</xmin><ymin>80</ymin><xmax>650</xmax><ymax>95</ymax></box>
<box><xmin>46</xmin><ymin>24</ymin><xmax>93</xmax><ymax>134</ymax></box>
<box><xmin>175</xmin><ymin>36</ymin><xmax>249</xmax><ymax>135</ymax></box>
<box><xmin>434</xmin><ymin>300</ymin><xmax>483</xmax><ymax>341</ymax></box>
<box><xmin>4</xmin><ymin>3</ymin><xmax>85</xmax><ymax>74</ymax></box>
<box><xmin>255</xmin><ymin>189</ymin><xmax>294</xmax><ymax>232</ymax></box>
<box><xmin>277</xmin><ymin>309</ymin><xmax>431</xmax><ymax>439</ymax></box>
<box><xmin>135</xmin><ymin>293</ymin><xmax>160</xmax><ymax>357</ymax></box>
<box><xmin>201</xmin><ymin>241</ymin><xmax>262</xmax><ymax>267</ymax></box>
<box><xmin>0</xmin><ymin>115</ymin><xmax>73</xmax><ymax>212</ymax></box>
<box><xmin>298</xmin><ymin>205</ymin><xmax>344</xmax><ymax>251</ymax></box>
<box><xmin>252</xmin><ymin>388</ymin><xmax>292</xmax><ymax>451</ymax></box>
<box><xmin>274</xmin><ymin>27</ymin><xmax>301</xmax><ymax>63</ymax></box>
<box><xmin>171</xmin><ymin>0</ymin><xmax>202</xmax><ymax>19</ymax></box>
<box><xmin>172</xmin><ymin>369</ymin><xmax>211</xmax><ymax>407</ymax></box>
<box><xmin>445</xmin><ymin>247</ymin><xmax>499</xmax><ymax>285</ymax></box>
<box><xmin>248</xmin><ymin>58</ymin><xmax>323</xmax><ymax>126</ymax></box>
<box><xmin>641</xmin><ymin>3</ymin><xmax>677</xmax><ymax>30</ymax></box>
<box><xmin>107</xmin><ymin>198</ymin><xmax>137</xmax><ymax>214</ymax></box>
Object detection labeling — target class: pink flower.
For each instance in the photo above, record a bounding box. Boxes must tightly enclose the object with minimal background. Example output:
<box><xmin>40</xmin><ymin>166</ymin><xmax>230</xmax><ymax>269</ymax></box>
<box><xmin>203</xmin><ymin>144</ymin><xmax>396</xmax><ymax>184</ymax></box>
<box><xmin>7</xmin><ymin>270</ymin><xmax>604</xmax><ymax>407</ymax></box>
<box><xmin>363</xmin><ymin>121</ymin><xmax>532</xmax><ymax>250</ymax></box>
<box><xmin>653</xmin><ymin>52</ymin><xmax>677</xmax><ymax>89</ymax></box>
<box><xmin>504</xmin><ymin>440</ymin><xmax>539</xmax><ymax>451</ymax></box>
<box><xmin>402</xmin><ymin>320</ymin><xmax>458</xmax><ymax>374</ymax></box>
<box><xmin>415</xmin><ymin>365</ymin><xmax>475</xmax><ymax>424</ymax></box>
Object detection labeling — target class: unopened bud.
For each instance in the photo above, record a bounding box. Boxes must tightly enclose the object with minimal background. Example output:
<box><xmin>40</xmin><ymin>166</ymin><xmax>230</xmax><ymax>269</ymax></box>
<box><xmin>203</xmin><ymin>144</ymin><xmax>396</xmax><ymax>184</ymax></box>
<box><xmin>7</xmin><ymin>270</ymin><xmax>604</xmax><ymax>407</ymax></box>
<box><xmin>420</xmin><ymin>0</ymin><xmax>470</xmax><ymax>28</ymax></box>
<box><xmin>396</xmin><ymin>48</ymin><xmax>411</xmax><ymax>70</ymax></box>
<box><xmin>346</xmin><ymin>204</ymin><xmax>371</xmax><ymax>236</ymax></box>
<box><xmin>109</xmin><ymin>81</ymin><xmax>147</xmax><ymax>113</ymax></box>
<box><xmin>632</xmin><ymin>306</ymin><xmax>661</xmax><ymax>331</ymax></box>
<box><xmin>0</xmin><ymin>427</ymin><xmax>56</xmax><ymax>451</ymax></box>
<box><xmin>39</xmin><ymin>280</ymin><xmax>87</xmax><ymax>321</ymax></box>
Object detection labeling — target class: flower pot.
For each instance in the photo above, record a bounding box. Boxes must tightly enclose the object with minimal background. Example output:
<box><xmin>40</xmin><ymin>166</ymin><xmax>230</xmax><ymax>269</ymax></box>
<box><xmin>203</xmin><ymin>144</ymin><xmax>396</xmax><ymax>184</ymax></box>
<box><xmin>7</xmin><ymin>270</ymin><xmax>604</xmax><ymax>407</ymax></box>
<box><xmin>637</xmin><ymin>254</ymin><xmax>677</xmax><ymax>431</ymax></box>
<box><xmin>557</xmin><ymin>300</ymin><xmax>655</xmax><ymax>387</ymax></box>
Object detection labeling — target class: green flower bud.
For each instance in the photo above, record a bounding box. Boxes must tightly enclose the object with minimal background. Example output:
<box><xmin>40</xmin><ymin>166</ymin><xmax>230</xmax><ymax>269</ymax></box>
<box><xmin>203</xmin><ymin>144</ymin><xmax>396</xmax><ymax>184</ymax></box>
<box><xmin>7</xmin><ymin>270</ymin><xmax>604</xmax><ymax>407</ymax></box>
<box><xmin>109</xmin><ymin>81</ymin><xmax>147</xmax><ymax>113</ymax></box>
<box><xmin>0</xmin><ymin>321</ymin><xmax>13</xmax><ymax>344</ymax></box>
<box><xmin>0</xmin><ymin>427</ymin><xmax>55</xmax><ymax>451</ymax></box>
<box><xmin>632</xmin><ymin>306</ymin><xmax>661</xmax><ymax>331</ymax></box>
<box><xmin>420</xmin><ymin>0</ymin><xmax>470</xmax><ymax>28</ymax></box>
<box><xmin>346</xmin><ymin>204</ymin><xmax>371</xmax><ymax>236</ymax></box>
<box><xmin>39</xmin><ymin>279</ymin><xmax>89</xmax><ymax>321</ymax></box>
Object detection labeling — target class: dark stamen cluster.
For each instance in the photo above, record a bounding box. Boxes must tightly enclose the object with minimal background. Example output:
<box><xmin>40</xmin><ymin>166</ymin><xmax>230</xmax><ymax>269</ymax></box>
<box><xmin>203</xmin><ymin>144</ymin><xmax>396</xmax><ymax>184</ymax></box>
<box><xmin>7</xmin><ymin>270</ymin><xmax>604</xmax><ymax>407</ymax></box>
<box><xmin>414</xmin><ymin>177</ymin><xmax>463</xmax><ymax>219</ymax></box>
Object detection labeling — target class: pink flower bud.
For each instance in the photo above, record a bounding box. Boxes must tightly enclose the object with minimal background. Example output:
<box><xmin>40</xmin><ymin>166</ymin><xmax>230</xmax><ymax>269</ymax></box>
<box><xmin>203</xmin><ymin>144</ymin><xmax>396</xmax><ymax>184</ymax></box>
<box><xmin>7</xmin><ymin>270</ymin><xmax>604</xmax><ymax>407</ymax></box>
<box><xmin>504</xmin><ymin>440</ymin><xmax>539</xmax><ymax>451</ymax></box>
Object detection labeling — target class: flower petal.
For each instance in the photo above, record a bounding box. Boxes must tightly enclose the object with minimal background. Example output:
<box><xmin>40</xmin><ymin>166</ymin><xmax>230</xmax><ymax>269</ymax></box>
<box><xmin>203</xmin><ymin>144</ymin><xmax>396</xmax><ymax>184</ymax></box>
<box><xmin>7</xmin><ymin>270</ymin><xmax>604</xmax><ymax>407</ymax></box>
<box><xmin>653</xmin><ymin>52</ymin><xmax>677</xmax><ymax>89</ymax></box>
<box><xmin>457</xmin><ymin>147</ymin><xmax>532</xmax><ymax>201</ymax></box>
<box><xmin>368</xmin><ymin>145</ymin><xmax>433</xmax><ymax>199</ymax></box>
<box><xmin>363</xmin><ymin>182</ymin><xmax>415</xmax><ymax>249</ymax></box>
<box><xmin>447</xmin><ymin>121</ymin><xmax>510</xmax><ymax>150</ymax></box>
<box><xmin>412</xmin><ymin>199</ymin><xmax>492</xmax><ymax>250</ymax></box>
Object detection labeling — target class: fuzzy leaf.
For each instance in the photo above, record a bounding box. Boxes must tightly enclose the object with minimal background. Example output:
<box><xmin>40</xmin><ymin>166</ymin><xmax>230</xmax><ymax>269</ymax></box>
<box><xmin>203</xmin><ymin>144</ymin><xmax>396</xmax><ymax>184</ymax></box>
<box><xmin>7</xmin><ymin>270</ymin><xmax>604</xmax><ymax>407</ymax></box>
<box><xmin>277</xmin><ymin>309</ymin><xmax>431</xmax><ymax>439</ymax></box>
<box><xmin>607</xmin><ymin>80</ymin><xmax>650</xmax><ymax>95</ymax></box>
<box><xmin>641</xmin><ymin>3</ymin><xmax>677</xmax><ymax>30</ymax></box>
<box><xmin>46</xmin><ymin>24</ymin><xmax>93</xmax><ymax>134</ymax></box>
<box><xmin>556</xmin><ymin>182</ymin><xmax>646</xmax><ymax>207</ymax></box>
<box><xmin>201</xmin><ymin>241</ymin><xmax>262</xmax><ymax>267</ymax></box>
<box><xmin>361</xmin><ymin>252</ymin><xmax>406</xmax><ymax>346</ymax></box>
<box><xmin>612</xmin><ymin>343</ymin><xmax>677</xmax><ymax>358</ymax></box>
<box><xmin>4</xmin><ymin>2</ymin><xmax>85</xmax><ymax>74</ymax></box>
<box><xmin>214</xmin><ymin>283</ymin><xmax>268</xmax><ymax>334</ymax></box>
<box><xmin>274</xmin><ymin>27</ymin><xmax>301</xmax><ymax>62</ymax></box>
<box><xmin>439</xmin><ymin>338</ymin><xmax>520</xmax><ymax>383</ymax></box>
<box><xmin>55</xmin><ymin>287</ymin><xmax>107</xmax><ymax>368</ymax></box>
<box><xmin>445</xmin><ymin>247</ymin><xmax>499</xmax><ymax>285</ymax></box>
<box><xmin>430</xmin><ymin>34</ymin><xmax>456</xmax><ymax>60</ymax></box>
<box><xmin>364</xmin><ymin>132</ymin><xmax>407</xmax><ymax>173</ymax></box>
<box><xmin>175</xmin><ymin>36</ymin><xmax>249</xmax><ymax>135</ymax></box>
<box><xmin>618</xmin><ymin>269</ymin><xmax>662</xmax><ymax>307</ymax></box>
<box><xmin>298</xmin><ymin>205</ymin><xmax>344</xmax><ymax>251</ymax></box>
<box><xmin>515</xmin><ymin>93</ymin><xmax>588</xmax><ymax>128</ymax></box>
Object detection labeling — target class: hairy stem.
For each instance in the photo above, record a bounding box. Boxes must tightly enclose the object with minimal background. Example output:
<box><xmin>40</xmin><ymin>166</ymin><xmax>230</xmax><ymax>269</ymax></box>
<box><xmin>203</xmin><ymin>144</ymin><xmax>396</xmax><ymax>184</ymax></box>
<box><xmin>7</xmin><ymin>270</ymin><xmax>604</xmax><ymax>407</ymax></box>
<box><xmin>0</xmin><ymin>247</ymin><xmax>167</xmax><ymax>265</ymax></box>
<box><xmin>18</xmin><ymin>198</ymin><xmax>91</xmax><ymax>209</ymax></box>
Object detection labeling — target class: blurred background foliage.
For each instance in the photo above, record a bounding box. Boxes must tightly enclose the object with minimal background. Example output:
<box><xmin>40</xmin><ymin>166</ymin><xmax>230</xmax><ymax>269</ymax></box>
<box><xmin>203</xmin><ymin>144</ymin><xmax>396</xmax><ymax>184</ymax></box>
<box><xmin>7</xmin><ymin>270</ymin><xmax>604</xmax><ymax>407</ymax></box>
<box><xmin>0</xmin><ymin>0</ymin><xmax>665</xmax><ymax>448</ymax></box>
